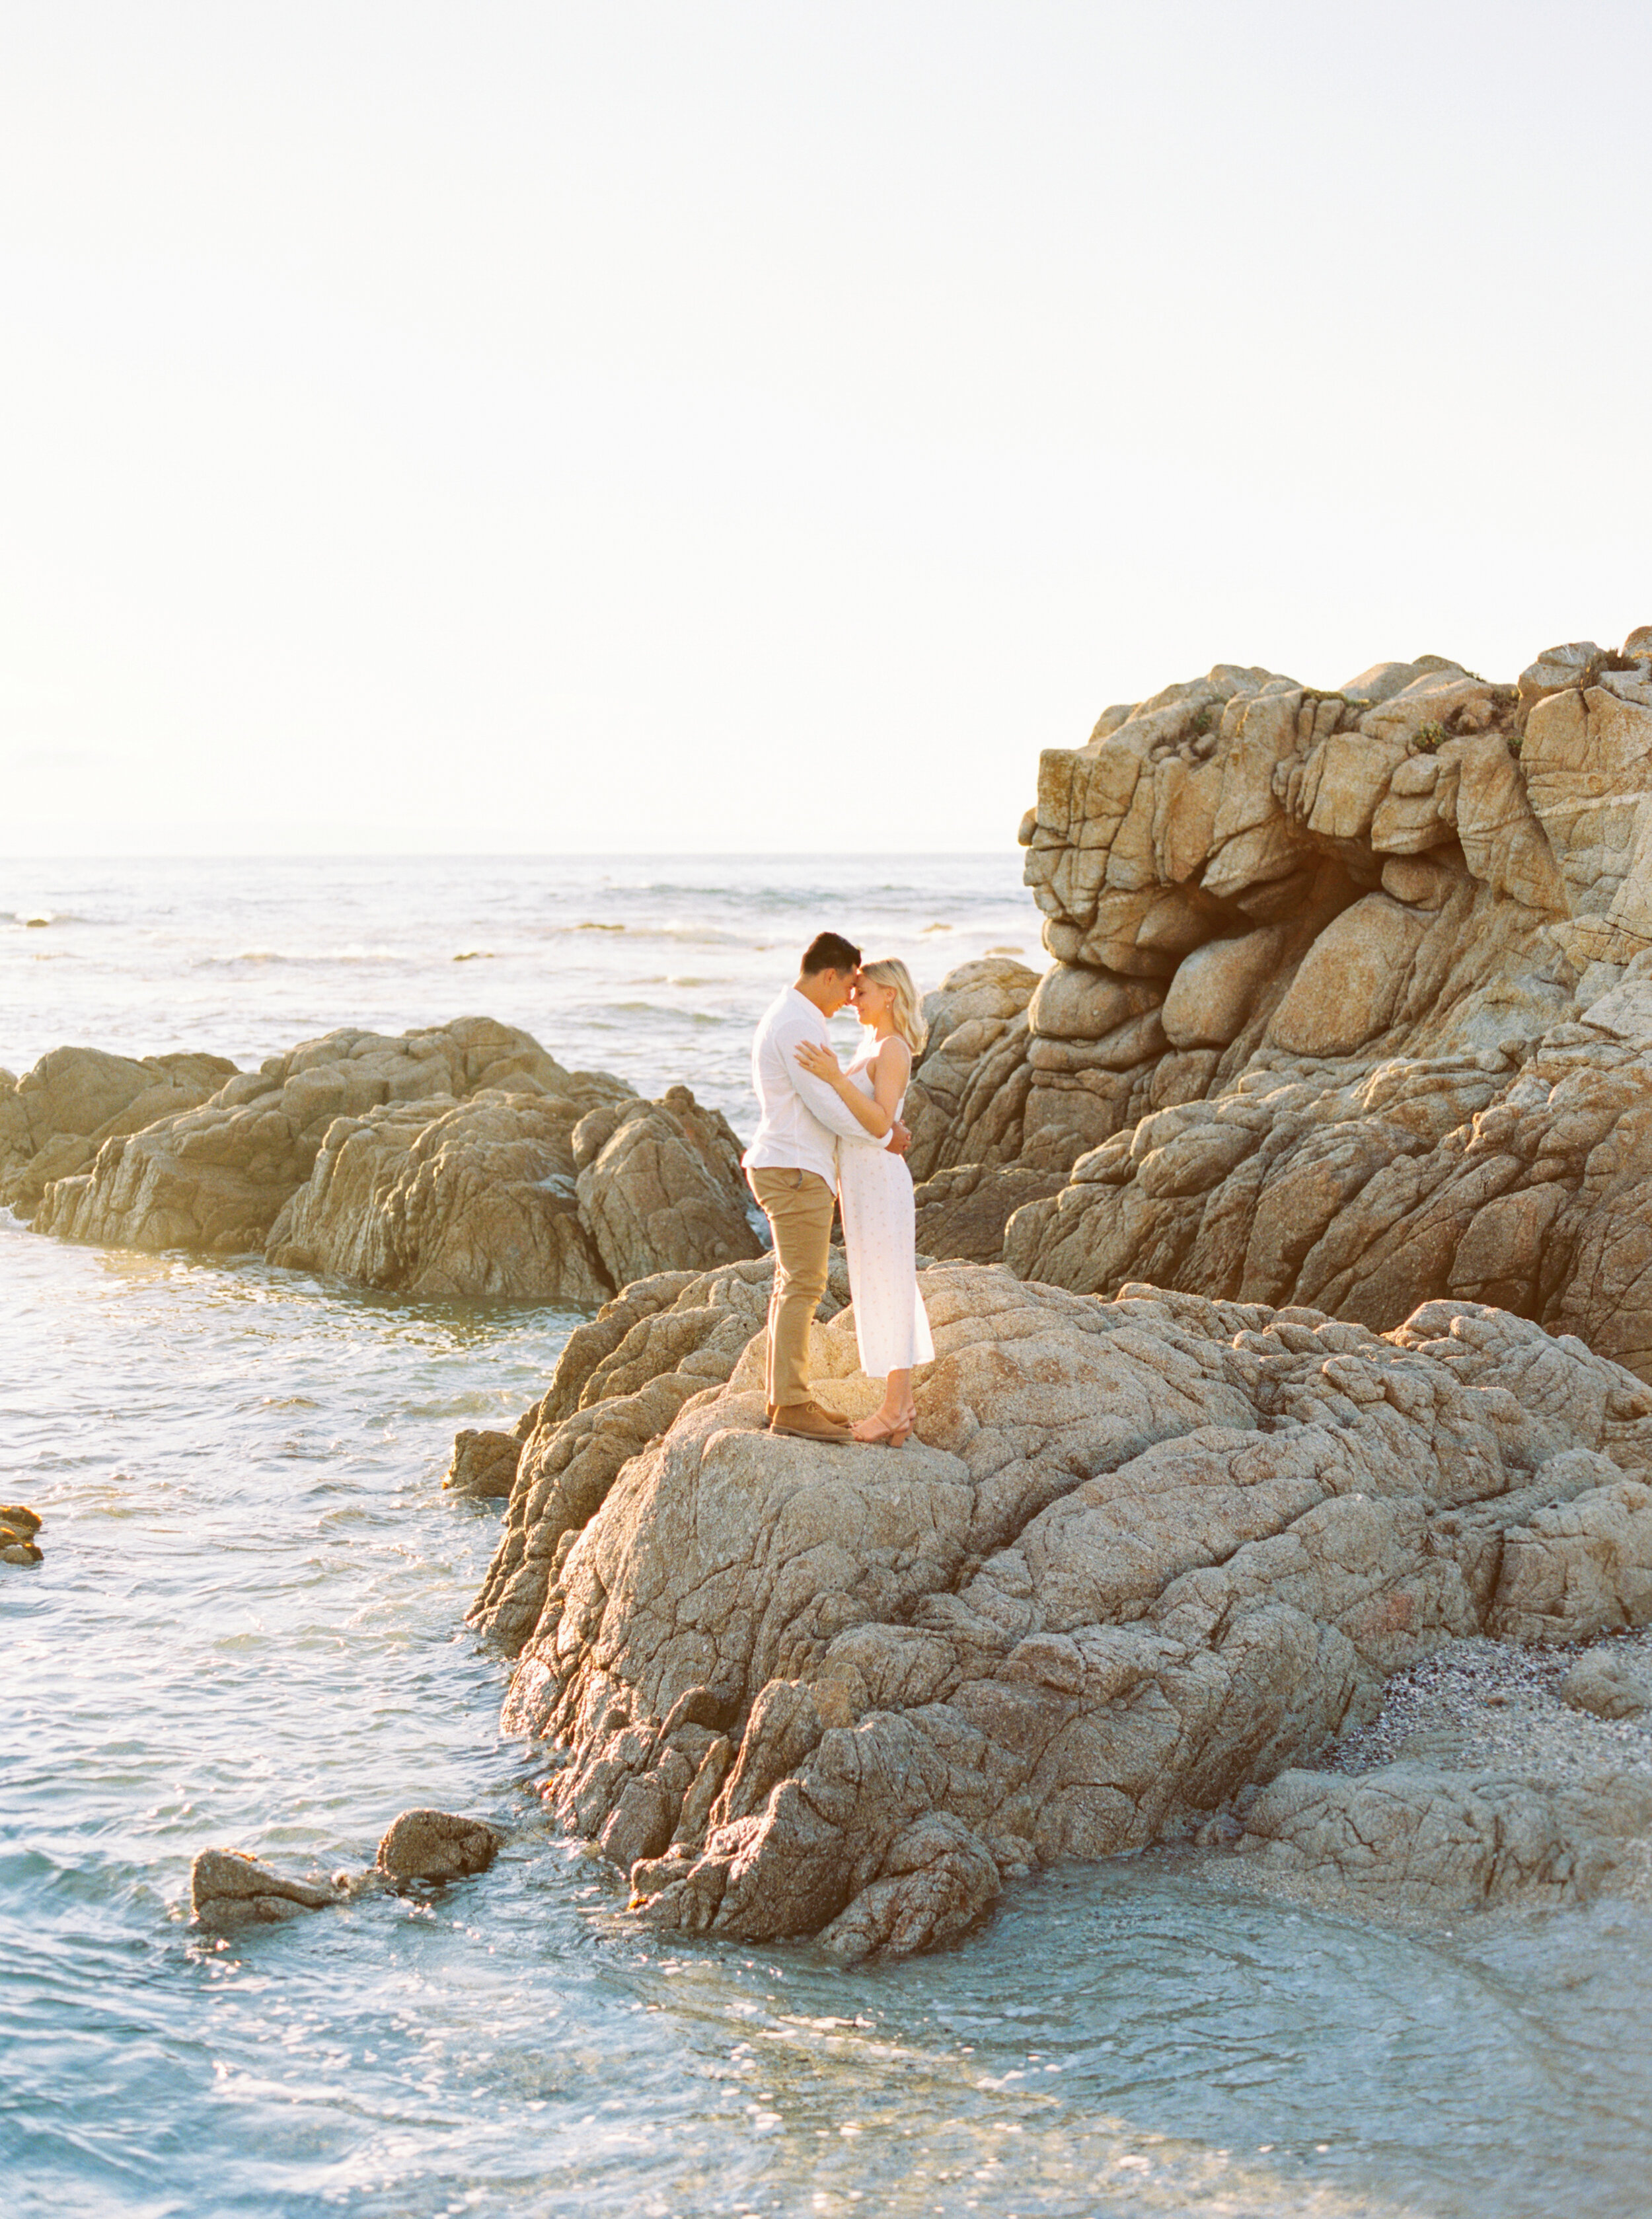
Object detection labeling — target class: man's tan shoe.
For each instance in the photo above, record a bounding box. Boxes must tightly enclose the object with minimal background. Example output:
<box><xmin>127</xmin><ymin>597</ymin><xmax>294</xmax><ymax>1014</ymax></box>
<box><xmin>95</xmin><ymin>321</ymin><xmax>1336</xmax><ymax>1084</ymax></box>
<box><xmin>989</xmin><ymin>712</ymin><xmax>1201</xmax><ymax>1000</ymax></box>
<box><xmin>770</xmin><ymin>1400</ymin><xmax>853</xmax><ymax>1445</ymax></box>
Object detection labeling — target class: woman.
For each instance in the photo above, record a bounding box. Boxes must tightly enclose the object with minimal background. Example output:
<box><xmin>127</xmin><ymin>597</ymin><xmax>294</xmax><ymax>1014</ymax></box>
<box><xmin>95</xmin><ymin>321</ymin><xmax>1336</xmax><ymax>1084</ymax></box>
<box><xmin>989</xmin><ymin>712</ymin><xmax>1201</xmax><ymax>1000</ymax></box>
<box><xmin>795</xmin><ymin>959</ymin><xmax>934</xmax><ymax>1444</ymax></box>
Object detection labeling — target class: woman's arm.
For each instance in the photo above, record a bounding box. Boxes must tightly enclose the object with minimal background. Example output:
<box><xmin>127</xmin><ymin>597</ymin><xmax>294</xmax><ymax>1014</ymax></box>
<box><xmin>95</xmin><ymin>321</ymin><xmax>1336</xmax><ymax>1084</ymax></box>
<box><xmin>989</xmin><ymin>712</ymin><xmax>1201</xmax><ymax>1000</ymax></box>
<box><xmin>794</xmin><ymin>1039</ymin><xmax>892</xmax><ymax>1137</ymax></box>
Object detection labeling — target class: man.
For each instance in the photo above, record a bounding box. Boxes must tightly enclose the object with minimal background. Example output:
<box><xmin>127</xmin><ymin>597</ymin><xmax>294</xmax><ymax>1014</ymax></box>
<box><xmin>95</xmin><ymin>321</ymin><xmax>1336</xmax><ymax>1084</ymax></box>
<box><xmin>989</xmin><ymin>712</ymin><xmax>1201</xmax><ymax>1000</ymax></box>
<box><xmin>743</xmin><ymin>930</ymin><xmax>911</xmax><ymax>1443</ymax></box>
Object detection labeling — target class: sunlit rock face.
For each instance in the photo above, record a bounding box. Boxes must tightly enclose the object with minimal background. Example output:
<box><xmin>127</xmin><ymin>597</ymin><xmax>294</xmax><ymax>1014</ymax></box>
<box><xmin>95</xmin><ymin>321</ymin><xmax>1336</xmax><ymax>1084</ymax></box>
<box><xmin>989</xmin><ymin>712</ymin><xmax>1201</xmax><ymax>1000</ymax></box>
<box><xmin>910</xmin><ymin>629</ymin><xmax>1652</xmax><ymax>1383</ymax></box>
<box><xmin>0</xmin><ymin>1046</ymin><xmax>237</xmax><ymax>1215</ymax></box>
<box><xmin>488</xmin><ymin>1262</ymin><xmax>1652</xmax><ymax>1958</ymax></box>
<box><xmin>26</xmin><ymin>1019</ymin><xmax>759</xmax><ymax>1300</ymax></box>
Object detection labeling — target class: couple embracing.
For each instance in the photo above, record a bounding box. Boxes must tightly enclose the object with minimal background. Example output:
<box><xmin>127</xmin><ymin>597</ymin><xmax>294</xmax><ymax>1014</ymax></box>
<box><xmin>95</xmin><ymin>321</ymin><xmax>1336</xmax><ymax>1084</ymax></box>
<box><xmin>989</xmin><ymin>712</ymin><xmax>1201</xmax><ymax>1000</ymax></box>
<box><xmin>742</xmin><ymin>930</ymin><xmax>934</xmax><ymax>1447</ymax></box>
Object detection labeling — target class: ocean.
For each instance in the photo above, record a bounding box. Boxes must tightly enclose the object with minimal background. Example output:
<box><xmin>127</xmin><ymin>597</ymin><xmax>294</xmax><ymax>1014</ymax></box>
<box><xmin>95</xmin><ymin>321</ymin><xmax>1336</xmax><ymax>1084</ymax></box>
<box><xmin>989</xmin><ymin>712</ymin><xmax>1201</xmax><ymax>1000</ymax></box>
<box><xmin>3</xmin><ymin>854</ymin><xmax>1649</xmax><ymax>2219</ymax></box>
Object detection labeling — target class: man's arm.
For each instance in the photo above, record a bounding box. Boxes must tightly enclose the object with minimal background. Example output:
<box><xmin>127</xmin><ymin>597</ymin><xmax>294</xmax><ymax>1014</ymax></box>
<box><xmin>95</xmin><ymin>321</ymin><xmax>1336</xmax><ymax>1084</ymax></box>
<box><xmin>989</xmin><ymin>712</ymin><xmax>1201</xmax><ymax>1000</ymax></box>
<box><xmin>772</xmin><ymin>1016</ymin><xmax>897</xmax><ymax>1148</ymax></box>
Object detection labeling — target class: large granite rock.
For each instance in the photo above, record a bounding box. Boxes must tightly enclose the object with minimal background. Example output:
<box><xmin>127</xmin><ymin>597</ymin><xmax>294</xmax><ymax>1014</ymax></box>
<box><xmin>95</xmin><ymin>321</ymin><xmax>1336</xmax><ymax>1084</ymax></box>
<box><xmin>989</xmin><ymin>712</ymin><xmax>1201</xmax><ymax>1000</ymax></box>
<box><xmin>0</xmin><ymin>1046</ymin><xmax>237</xmax><ymax>1215</ymax></box>
<box><xmin>31</xmin><ymin>1022</ymin><xmax>763</xmax><ymax>1303</ymax></box>
<box><xmin>907</xmin><ymin>629</ymin><xmax>1652</xmax><ymax>1384</ymax></box>
<box><xmin>489</xmin><ymin>1261</ymin><xmax>1652</xmax><ymax>1959</ymax></box>
<box><xmin>36</xmin><ymin>1019</ymin><xmax>578</xmax><ymax>1258</ymax></box>
<box><xmin>468</xmin><ymin>1254</ymin><xmax>852</xmax><ymax>1654</ymax></box>
<box><xmin>264</xmin><ymin>1080</ymin><xmax>626</xmax><ymax>1299</ymax></box>
<box><xmin>903</xmin><ymin>958</ymin><xmax>1039</xmax><ymax>1182</ymax></box>
<box><xmin>573</xmin><ymin>1085</ymin><xmax>762</xmax><ymax>1289</ymax></box>
<box><xmin>911</xmin><ymin>1162</ymin><xmax>1065</xmax><ymax>1261</ymax></box>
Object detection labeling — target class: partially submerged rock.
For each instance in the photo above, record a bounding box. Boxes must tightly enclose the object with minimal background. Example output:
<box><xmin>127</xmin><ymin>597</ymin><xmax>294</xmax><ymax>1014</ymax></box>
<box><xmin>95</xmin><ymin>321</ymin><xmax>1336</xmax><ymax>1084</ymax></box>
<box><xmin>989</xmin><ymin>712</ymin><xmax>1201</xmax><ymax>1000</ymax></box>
<box><xmin>28</xmin><ymin>1021</ymin><xmax>761</xmax><ymax>1301</ymax></box>
<box><xmin>445</xmin><ymin>1429</ymin><xmax>524</xmax><ymax>1499</ymax></box>
<box><xmin>190</xmin><ymin>1807</ymin><xmax>502</xmax><ymax>1930</ymax></box>
<box><xmin>37</xmin><ymin>1018</ymin><xmax>572</xmax><ymax>1259</ymax></box>
<box><xmin>1223</xmin><ymin>1632</ymin><xmax>1652</xmax><ymax>1913</ymax></box>
<box><xmin>493</xmin><ymin>1262</ymin><xmax>1652</xmax><ymax>1959</ymax></box>
<box><xmin>264</xmin><ymin>1082</ymin><xmax>621</xmax><ymax>1300</ymax></box>
<box><xmin>1</xmin><ymin>1503</ymin><xmax>42</xmax><ymax>1565</ymax></box>
<box><xmin>190</xmin><ymin>1848</ymin><xmax>342</xmax><ymax>1929</ymax></box>
<box><xmin>1232</xmin><ymin>1762</ymin><xmax>1652</xmax><ymax>1910</ymax></box>
<box><xmin>376</xmin><ymin>1808</ymin><xmax>502</xmax><ymax>1882</ymax></box>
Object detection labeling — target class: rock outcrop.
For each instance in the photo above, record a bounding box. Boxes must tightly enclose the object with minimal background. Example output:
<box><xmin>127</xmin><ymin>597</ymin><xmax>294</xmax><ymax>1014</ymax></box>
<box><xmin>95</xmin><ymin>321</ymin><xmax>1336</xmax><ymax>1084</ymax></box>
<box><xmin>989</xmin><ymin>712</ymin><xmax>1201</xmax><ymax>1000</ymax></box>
<box><xmin>903</xmin><ymin>957</ymin><xmax>1041</xmax><ymax>1182</ymax></box>
<box><xmin>0</xmin><ymin>1046</ymin><xmax>236</xmax><ymax>1215</ymax></box>
<box><xmin>1222</xmin><ymin>1631</ymin><xmax>1652</xmax><ymax>1913</ymax></box>
<box><xmin>27</xmin><ymin>1020</ymin><xmax>759</xmax><ymax>1302</ymax></box>
<box><xmin>572</xmin><ymin>1085</ymin><xmax>761</xmax><ymax>1289</ymax></box>
<box><xmin>469</xmin><ymin>1254</ymin><xmax>852</xmax><ymax>1653</ymax></box>
<box><xmin>36</xmin><ymin>1019</ymin><xmax>570</xmax><ymax>1257</ymax></box>
<box><xmin>263</xmin><ymin>1082</ymin><xmax>621</xmax><ymax>1300</ymax></box>
<box><xmin>903</xmin><ymin>629</ymin><xmax>1652</xmax><ymax>1382</ymax></box>
<box><xmin>484</xmin><ymin>1261</ymin><xmax>1652</xmax><ymax>1958</ymax></box>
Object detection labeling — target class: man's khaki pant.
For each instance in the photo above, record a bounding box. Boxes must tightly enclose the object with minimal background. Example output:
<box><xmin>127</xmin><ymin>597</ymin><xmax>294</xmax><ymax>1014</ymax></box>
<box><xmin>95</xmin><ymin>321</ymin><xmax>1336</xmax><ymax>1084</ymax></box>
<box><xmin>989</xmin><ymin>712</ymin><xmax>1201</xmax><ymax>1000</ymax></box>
<box><xmin>747</xmin><ymin>1166</ymin><xmax>835</xmax><ymax>1410</ymax></box>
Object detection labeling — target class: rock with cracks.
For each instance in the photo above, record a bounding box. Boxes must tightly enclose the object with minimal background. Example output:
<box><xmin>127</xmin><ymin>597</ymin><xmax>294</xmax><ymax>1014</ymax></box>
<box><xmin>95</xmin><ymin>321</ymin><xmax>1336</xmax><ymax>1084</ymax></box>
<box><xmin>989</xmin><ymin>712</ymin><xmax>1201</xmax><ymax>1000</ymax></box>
<box><xmin>1220</xmin><ymin>1630</ymin><xmax>1652</xmax><ymax>1914</ymax></box>
<box><xmin>899</xmin><ymin>628</ymin><xmax>1652</xmax><ymax>1388</ymax></box>
<box><xmin>264</xmin><ymin>1081</ymin><xmax>624</xmax><ymax>1299</ymax></box>
<box><xmin>572</xmin><ymin>1086</ymin><xmax>761</xmax><ymax>1289</ymax></box>
<box><xmin>1</xmin><ymin>1046</ymin><xmax>237</xmax><ymax>1215</ymax></box>
<box><xmin>491</xmin><ymin>1261</ymin><xmax>1652</xmax><ymax>1959</ymax></box>
<box><xmin>28</xmin><ymin>1022</ymin><xmax>763</xmax><ymax>1302</ymax></box>
<box><xmin>36</xmin><ymin>1018</ymin><xmax>594</xmax><ymax>1263</ymax></box>
<box><xmin>468</xmin><ymin>1254</ymin><xmax>852</xmax><ymax>1654</ymax></box>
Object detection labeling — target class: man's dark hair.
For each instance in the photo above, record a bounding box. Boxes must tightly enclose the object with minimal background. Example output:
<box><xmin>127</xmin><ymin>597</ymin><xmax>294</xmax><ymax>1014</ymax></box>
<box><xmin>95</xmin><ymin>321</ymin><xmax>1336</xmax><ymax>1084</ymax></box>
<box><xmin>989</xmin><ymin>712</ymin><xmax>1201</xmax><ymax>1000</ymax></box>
<box><xmin>800</xmin><ymin>930</ymin><xmax>862</xmax><ymax>975</ymax></box>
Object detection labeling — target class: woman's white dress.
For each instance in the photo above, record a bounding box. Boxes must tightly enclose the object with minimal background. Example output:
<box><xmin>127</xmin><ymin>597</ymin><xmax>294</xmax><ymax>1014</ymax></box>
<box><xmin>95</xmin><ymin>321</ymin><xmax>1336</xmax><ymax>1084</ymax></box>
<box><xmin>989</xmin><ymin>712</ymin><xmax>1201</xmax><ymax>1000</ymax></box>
<box><xmin>837</xmin><ymin>1053</ymin><xmax>934</xmax><ymax>1376</ymax></box>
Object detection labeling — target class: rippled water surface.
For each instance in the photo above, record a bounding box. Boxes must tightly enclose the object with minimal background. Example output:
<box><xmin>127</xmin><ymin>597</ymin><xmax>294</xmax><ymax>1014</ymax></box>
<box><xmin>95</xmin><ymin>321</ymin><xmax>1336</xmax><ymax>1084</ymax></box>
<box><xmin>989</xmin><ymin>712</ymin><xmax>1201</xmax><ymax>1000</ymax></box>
<box><xmin>5</xmin><ymin>857</ymin><xmax>1652</xmax><ymax>2216</ymax></box>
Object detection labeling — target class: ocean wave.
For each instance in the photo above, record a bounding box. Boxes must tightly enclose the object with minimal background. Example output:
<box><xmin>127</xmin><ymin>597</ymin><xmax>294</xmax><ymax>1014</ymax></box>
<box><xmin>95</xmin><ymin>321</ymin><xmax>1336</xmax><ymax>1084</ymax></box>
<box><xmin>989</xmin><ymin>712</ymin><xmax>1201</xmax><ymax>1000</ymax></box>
<box><xmin>192</xmin><ymin>949</ymin><xmax>414</xmax><ymax>968</ymax></box>
<box><xmin>583</xmin><ymin>1003</ymin><xmax>733</xmax><ymax>1028</ymax></box>
<box><xmin>536</xmin><ymin>921</ymin><xmax>750</xmax><ymax>946</ymax></box>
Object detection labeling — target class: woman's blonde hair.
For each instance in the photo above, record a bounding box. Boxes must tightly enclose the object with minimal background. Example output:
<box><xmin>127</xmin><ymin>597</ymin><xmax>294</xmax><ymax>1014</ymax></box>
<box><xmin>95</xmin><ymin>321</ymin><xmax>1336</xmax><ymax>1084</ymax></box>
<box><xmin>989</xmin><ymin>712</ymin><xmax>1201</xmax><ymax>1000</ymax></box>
<box><xmin>860</xmin><ymin>959</ymin><xmax>928</xmax><ymax>1055</ymax></box>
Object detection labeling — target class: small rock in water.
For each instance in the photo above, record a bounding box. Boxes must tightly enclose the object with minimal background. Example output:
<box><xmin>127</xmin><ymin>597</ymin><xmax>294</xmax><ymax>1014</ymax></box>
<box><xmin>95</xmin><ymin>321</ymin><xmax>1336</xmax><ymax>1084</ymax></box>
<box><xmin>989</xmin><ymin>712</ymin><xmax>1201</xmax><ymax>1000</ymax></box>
<box><xmin>1</xmin><ymin>1505</ymin><xmax>43</xmax><ymax>1565</ymax></box>
<box><xmin>444</xmin><ymin>1429</ymin><xmax>521</xmax><ymax>1499</ymax></box>
<box><xmin>190</xmin><ymin>1848</ymin><xmax>342</xmax><ymax>1930</ymax></box>
<box><xmin>377</xmin><ymin>1808</ymin><xmax>502</xmax><ymax>1883</ymax></box>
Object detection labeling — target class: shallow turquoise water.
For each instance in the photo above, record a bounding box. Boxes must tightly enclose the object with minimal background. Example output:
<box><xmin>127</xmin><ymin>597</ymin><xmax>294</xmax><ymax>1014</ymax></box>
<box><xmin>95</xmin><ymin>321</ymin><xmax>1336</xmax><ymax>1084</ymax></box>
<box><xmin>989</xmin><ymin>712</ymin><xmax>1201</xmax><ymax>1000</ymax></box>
<box><xmin>5</xmin><ymin>856</ymin><xmax>1651</xmax><ymax>2216</ymax></box>
<box><xmin>7</xmin><ymin>1221</ymin><xmax>1652</xmax><ymax>2219</ymax></box>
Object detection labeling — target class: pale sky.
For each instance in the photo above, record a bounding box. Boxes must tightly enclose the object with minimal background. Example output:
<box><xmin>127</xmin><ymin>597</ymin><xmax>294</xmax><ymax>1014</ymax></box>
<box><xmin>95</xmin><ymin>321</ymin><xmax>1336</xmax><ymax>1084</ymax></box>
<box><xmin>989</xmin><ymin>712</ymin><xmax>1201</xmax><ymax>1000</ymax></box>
<box><xmin>2</xmin><ymin>1</ymin><xmax>1648</xmax><ymax>855</ymax></box>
